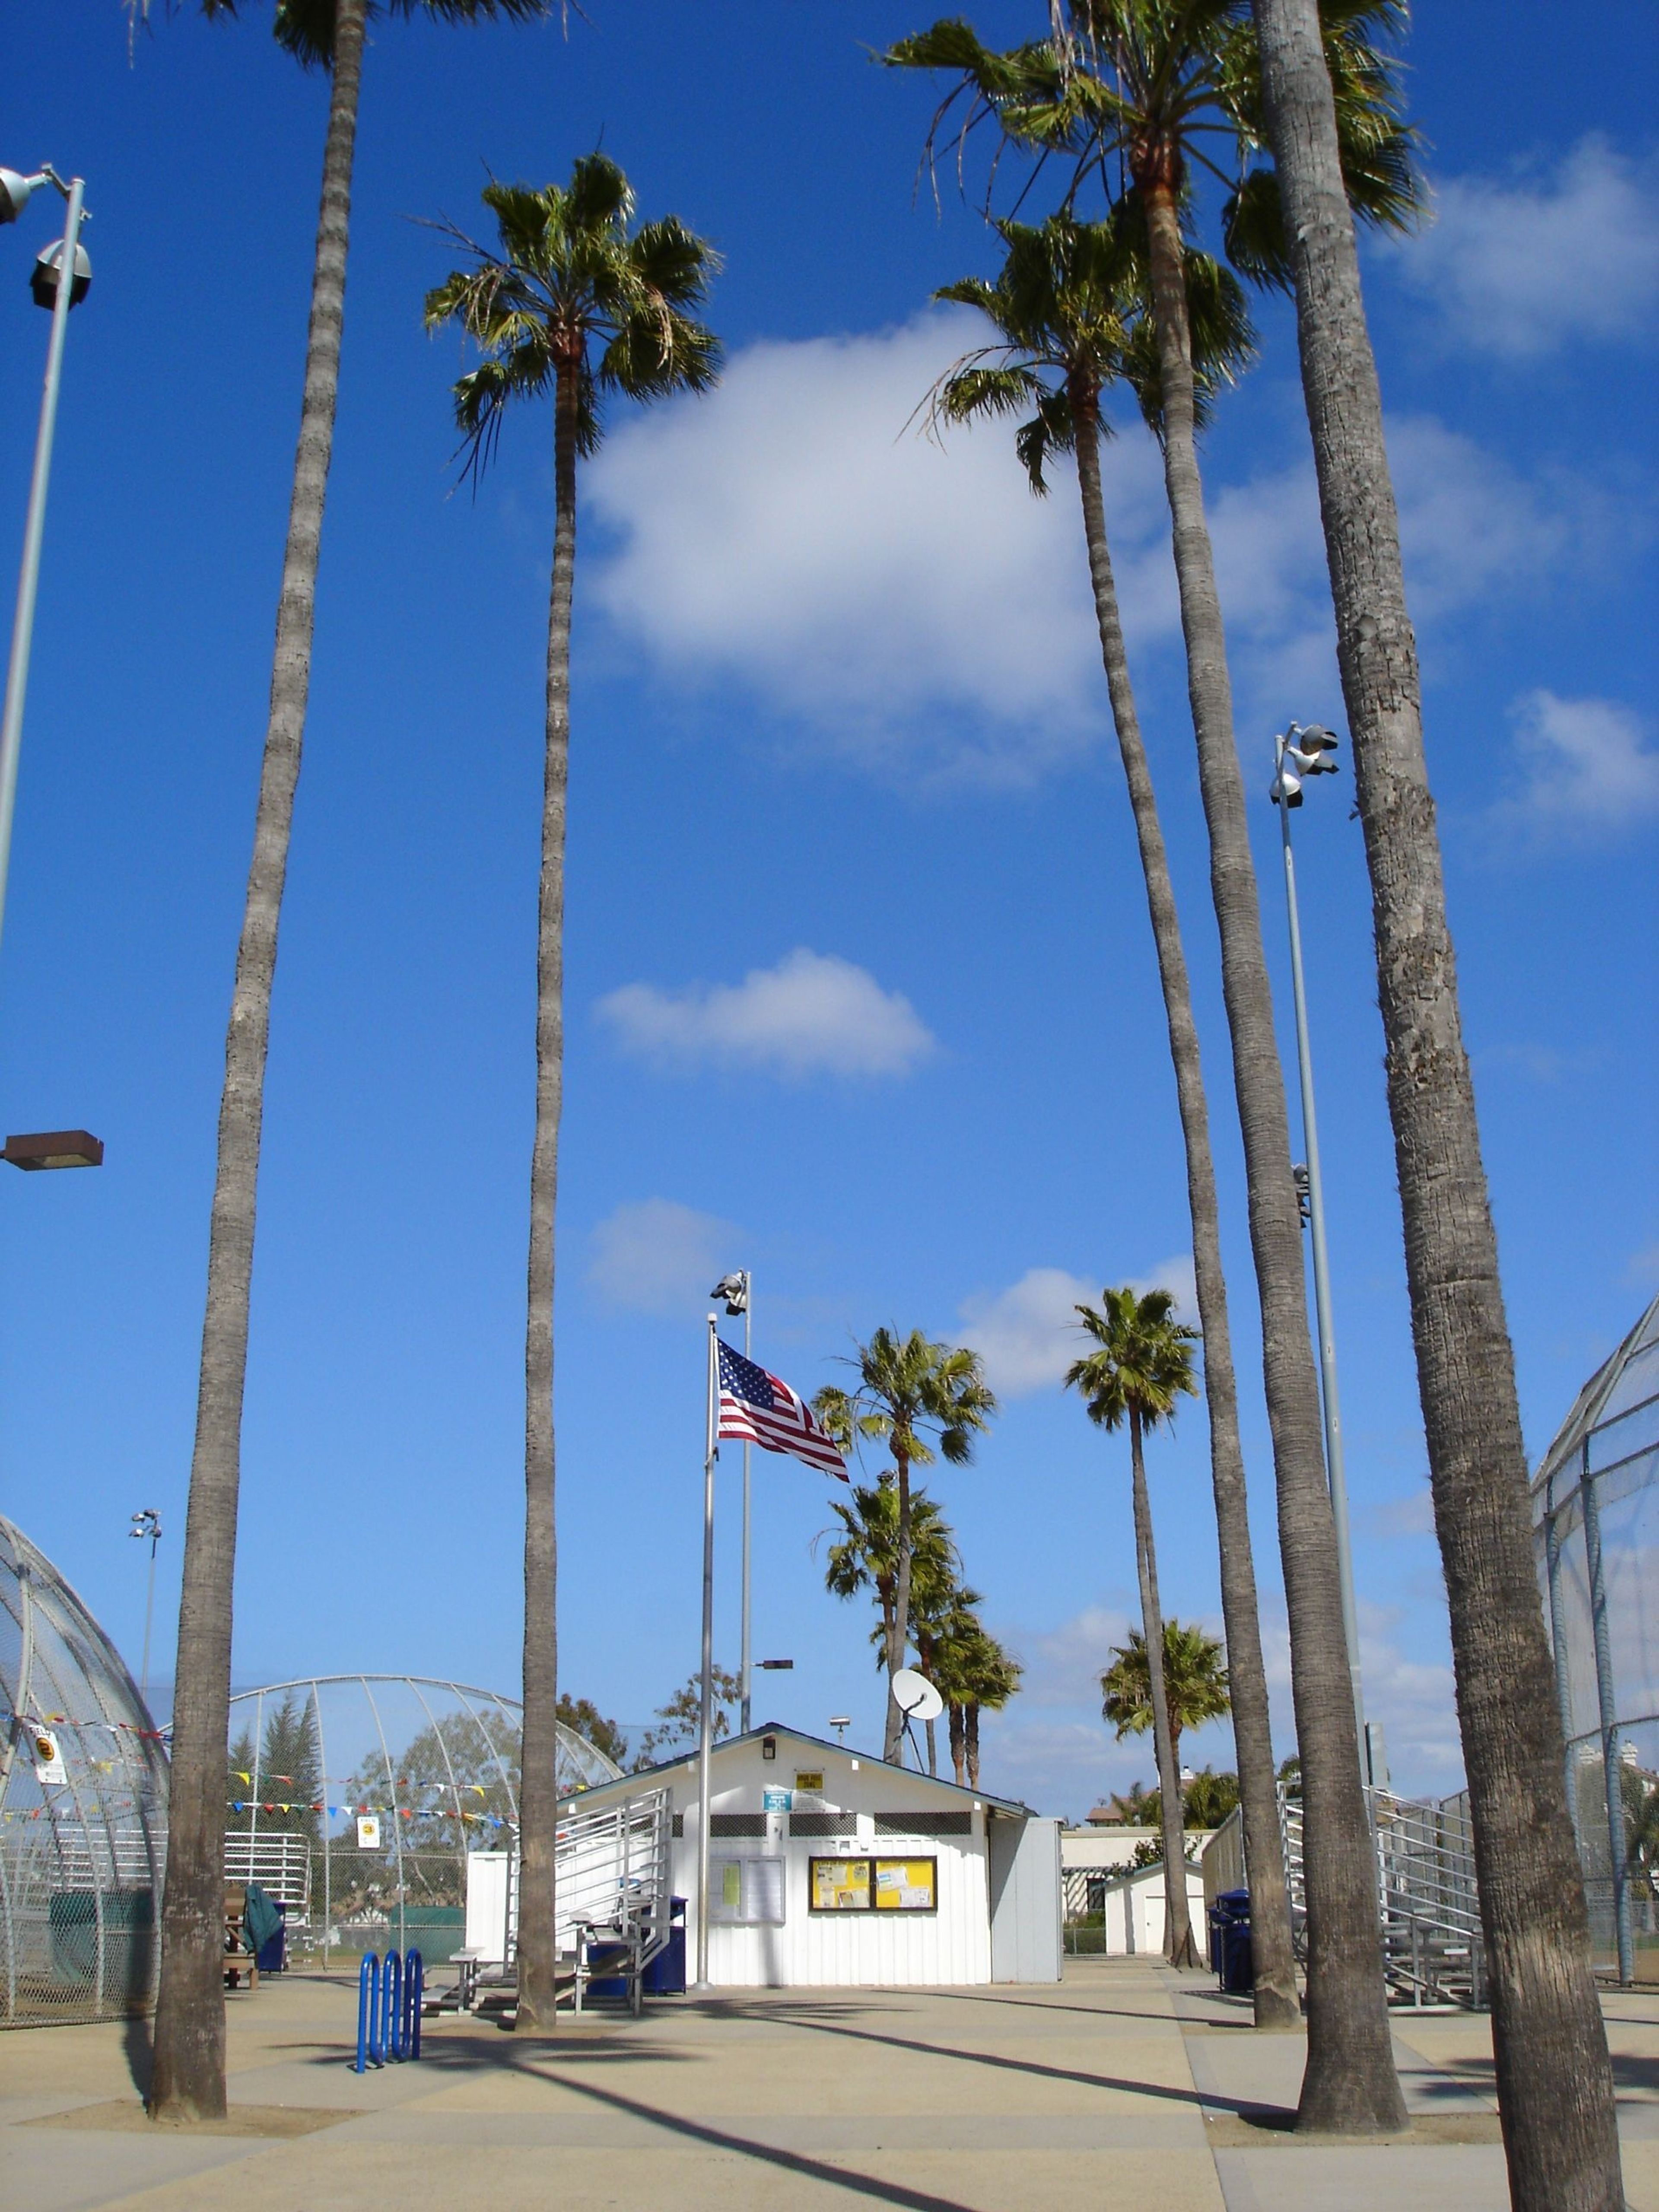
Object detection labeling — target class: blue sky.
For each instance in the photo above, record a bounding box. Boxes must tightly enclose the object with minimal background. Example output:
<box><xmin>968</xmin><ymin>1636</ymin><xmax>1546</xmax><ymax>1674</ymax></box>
<box><xmin>3</xmin><ymin>1</ymin><xmax>1654</xmax><ymax>1818</ymax></box>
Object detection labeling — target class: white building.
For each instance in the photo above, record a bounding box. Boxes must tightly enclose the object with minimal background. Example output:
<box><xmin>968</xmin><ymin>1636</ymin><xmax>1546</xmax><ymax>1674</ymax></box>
<box><xmin>499</xmin><ymin>1723</ymin><xmax>1062</xmax><ymax>1989</ymax></box>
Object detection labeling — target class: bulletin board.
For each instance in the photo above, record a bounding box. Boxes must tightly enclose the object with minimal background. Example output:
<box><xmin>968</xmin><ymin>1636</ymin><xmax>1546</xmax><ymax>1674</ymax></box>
<box><xmin>808</xmin><ymin>1856</ymin><xmax>938</xmax><ymax>1913</ymax></box>
<box><xmin>709</xmin><ymin>1855</ymin><xmax>787</xmax><ymax>1925</ymax></box>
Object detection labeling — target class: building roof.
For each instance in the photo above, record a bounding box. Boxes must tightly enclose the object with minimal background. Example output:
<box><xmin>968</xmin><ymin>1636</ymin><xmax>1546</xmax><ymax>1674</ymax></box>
<box><xmin>563</xmin><ymin>1719</ymin><xmax>1032</xmax><ymax>1820</ymax></box>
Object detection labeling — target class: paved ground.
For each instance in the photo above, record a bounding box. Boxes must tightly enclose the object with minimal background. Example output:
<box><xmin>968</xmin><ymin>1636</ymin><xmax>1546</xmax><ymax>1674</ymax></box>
<box><xmin>2</xmin><ymin>1960</ymin><xmax>1655</xmax><ymax>2211</ymax></box>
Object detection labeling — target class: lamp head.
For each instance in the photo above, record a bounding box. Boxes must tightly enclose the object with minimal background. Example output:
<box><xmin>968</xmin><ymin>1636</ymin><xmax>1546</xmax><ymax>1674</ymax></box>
<box><xmin>709</xmin><ymin>1271</ymin><xmax>749</xmax><ymax>1316</ymax></box>
<box><xmin>0</xmin><ymin>169</ymin><xmax>38</xmax><ymax>224</ymax></box>
<box><xmin>1270</xmin><ymin>768</ymin><xmax>1303</xmax><ymax>809</ymax></box>
<box><xmin>30</xmin><ymin>237</ymin><xmax>91</xmax><ymax>311</ymax></box>
<box><xmin>1283</xmin><ymin>723</ymin><xmax>1340</xmax><ymax>778</ymax></box>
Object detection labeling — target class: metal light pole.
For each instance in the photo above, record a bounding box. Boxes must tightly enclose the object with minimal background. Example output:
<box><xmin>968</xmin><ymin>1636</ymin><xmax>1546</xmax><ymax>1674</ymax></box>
<box><xmin>130</xmin><ymin>1509</ymin><xmax>162</xmax><ymax>1706</ymax></box>
<box><xmin>1270</xmin><ymin>722</ymin><xmax>1368</xmax><ymax>1778</ymax></box>
<box><xmin>0</xmin><ymin>165</ymin><xmax>90</xmax><ymax>962</ymax></box>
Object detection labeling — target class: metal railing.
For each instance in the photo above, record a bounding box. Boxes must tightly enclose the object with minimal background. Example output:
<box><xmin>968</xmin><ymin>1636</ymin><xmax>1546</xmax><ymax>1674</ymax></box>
<box><xmin>223</xmin><ymin>1831</ymin><xmax>313</xmax><ymax>1912</ymax></box>
<box><xmin>495</xmin><ymin>1786</ymin><xmax>673</xmax><ymax>2013</ymax></box>
<box><xmin>1278</xmin><ymin>1783</ymin><xmax>1485</xmax><ymax>2009</ymax></box>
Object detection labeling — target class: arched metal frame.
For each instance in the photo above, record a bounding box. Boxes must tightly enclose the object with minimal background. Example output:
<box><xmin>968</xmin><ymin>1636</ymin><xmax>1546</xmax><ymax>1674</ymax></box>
<box><xmin>1533</xmin><ymin>1294</ymin><xmax>1659</xmax><ymax>1987</ymax></box>
<box><xmin>226</xmin><ymin>1674</ymin><xmax>620</xmax><ymax>1971</ymax></box>
<box><xmin>0</xmin><ymin>1514</ymin><xmax>167</xmax><ymax>2024</ymax></box>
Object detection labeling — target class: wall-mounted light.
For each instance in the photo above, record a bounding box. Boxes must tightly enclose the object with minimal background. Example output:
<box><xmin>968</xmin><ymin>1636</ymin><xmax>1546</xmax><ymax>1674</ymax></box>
<box><xmin>760</xmin><ymin>1734</ymin><xmax>776</xmax><ymax>1762</ymax></box>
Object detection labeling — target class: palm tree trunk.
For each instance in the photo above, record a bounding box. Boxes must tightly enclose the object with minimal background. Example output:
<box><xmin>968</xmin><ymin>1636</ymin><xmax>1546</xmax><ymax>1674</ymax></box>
<box><xmin>1137</xmin><ymin>170</ymin><xmax>1402</xmax><ymax>2126</ymax></box>
<box><xmin>1129</xmin><ymin>1406</ymin><xmax>1197</xmax><ymax>1967</ymax></box>
<box><xmin>886</xmin><ymin>1453</ymin><xmax>912</xmax><ymax>1764</ymax></box>
<box><xmin>1071</xmin><ymin>396</ymin><xmax>1299</xmax><ymax>2028</ymax></box>
<box><xmin>925</xmin><ymin>1715</ymin><xmax>938</xmax><ymax>1776</ymax></box>
<box><xmin>1248</xmin><ymin>5</ymin><xmax>1622</xmax><ymax>2196</ymax></box>
<box><xmin>966</xmin><ymin>1701</ymin><xmax>980</xmax><ymax>1791</ymax></box>
<box><xmin>149</xmin><ymin>0</ymin><xmax>367</xmax><ymax>2122</ymax></box>
<box><xmin>513</xmin><ymin>353</ymin><xmax>576</xmax><ymax>2031</ymax></box>
<box><xmin>950</xmin><ymin>1701</ymin><xmax>966</xmax><ymax>1786</ymax></box>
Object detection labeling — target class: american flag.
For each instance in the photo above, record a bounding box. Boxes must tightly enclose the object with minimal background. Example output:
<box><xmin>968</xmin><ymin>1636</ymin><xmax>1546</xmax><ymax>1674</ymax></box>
<box><xmin>717</xmin><ymin>1338</ymin><xmax>848</xmax><ymax>1480</ymax></box>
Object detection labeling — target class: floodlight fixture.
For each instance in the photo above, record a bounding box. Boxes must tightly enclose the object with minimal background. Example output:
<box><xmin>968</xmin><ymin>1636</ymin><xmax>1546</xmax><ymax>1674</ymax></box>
<box><xmin>758</xmin><ymin>1658</ymin><xmax>794</xmax><ymax>1670</ymax></box>
<box><xmin>2</xmin><ymin>1128</ymin><xmax>103</xmax><ymax>1170</ymax></box>
<box><xmin>0</xmin><ymin>168</ymin><xmax>47</xmax><ymax>224</ymax></box>
<box><xmin>30</xmin><ymin>237</ymin><xmax>91</xmax><ymax>312</ymax></box>
<box><xmin>709</xmin><ymin>1271</ymin><xmax>749</xmax><ymax>1316</ymax></box>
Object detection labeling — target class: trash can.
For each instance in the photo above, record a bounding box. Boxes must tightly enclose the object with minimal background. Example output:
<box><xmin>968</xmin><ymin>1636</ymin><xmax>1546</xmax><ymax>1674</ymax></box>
<box><xmin>642</xmin><ymin>1897</ymin><xmax>687</xmax><ymax>1996</ymax></box>
<box><xmin>254</xmin><ymin>1901</ymin><xmax>287</xmax><ymax>1977</ymax></box>
<box><xmin>1208</xmin><ymin>1887</ymin><xmax>1254</xmax><ymax>1995</ymax></box>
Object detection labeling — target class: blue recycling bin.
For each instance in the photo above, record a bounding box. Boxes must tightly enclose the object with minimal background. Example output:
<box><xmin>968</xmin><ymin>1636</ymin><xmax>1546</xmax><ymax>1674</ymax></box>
<box><xmin>1208</xmin><ymin>1887</ymin><xmax>1254</xmax><ymax>1996</ymax></box>
<box><xmin>254</xmin><ymin>1901</ymin><xmax>287</xmax><ymax>1976</ymax></box>
<box><xmin>642</xmin><ymin>1897</ymin><xmax>686</xmax><ymax>1996</ymax></box>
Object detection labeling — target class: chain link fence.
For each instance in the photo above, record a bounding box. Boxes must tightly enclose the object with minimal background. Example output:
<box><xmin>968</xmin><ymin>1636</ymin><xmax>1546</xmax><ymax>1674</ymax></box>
<box><xmin>0</xmin><ymin>1514</ymin><xmax>168</xmax><ymax>2024</ymax></box>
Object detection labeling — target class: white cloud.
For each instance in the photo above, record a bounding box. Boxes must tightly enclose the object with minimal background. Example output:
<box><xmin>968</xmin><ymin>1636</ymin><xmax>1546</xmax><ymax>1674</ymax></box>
<box><xmin>1257</xmin><ymin>1596</ymin><xmax>1464</xmax><ymax>1790</ymax></box>
<box><xmin>959</xmin><ymin>1255</ymin><xmax>1196</xmax><ymax>1398</ymax></box>
<box><xmin>587</xmin><ymin>302</ymin><xmax>1611</xmax><ymax>785</ymax></box>
<box><xmin>588</xmin><ymin>1198</ymin><xmax>736</xmax><ymax>1316</ymax></box>
<box><xmin>1385</xmin><ymin>137</ymin><xmax>1659</xmax><ymax>357</ymax></box>
<box><xmin>985</xmin><ymin>1587</ymin><xmax>1466</xmax><ymax>1812</ymax></box>
<box><xmin>596</xmin><ymin>948</ymin><xmax>934</xmax><ymax>1081</ymax></box>
<box><xmin>1497</xmin><ymin>689</ymin><xmax>1659</xmax><ymax>840</ymax></box>
<box><xmin>587</xmin><ymin>308</ymin><xmax>1176</xmax><ymax>785</ymax></box>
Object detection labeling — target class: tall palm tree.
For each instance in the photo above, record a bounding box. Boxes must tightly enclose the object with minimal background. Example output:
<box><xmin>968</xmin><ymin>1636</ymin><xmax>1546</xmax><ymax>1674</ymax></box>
<box><xmin>1065</xmin><ymin>1283</ymin><xmax>1200</xmax><ymax>1966</ymax></box>
<box><xmin>815</xmin><ymin>1330</ymin><xmax>997</xmax><ymax>1763</ymax></box>
<box><xmin>1103</xmin><ymin>1620</ymin><xmax>1230</xmax><ymax>1768</ymax></box>
<box><xmin>1249</xmin><ymin>3</ymin><xmax>1623</xmax><ymax>2198</ymax></box>
<box><xmin>927</xmin><ymin>1586</ymin><xmax>988</xmax><ymax>1785</ymax></box>
<box><xmin>425</xmin><ymin>157</ymin><xmax>720</xmax><ymax>2029</ymax></box>
<box><xmin>889</xmin><ymin>4</ymin><xmax>1416</xmax><ymax>2121</ymax></box>
<box><xmin>912</xmin><ymin>1576</ymin><xmax>983</xmax><ymax>1777</ymax></box>
<box><xmin>822</xmin><ymin>1479</ymin><xmax>960</xmax><ymax>1762</ymax></box>
<box><xmin>927</xmin><ymin>208</ymin><xmax>1298</xmax><ymax>2028</ymax></box>
<box><xmin>148</xmin><ymin>0</ymin><xmax>549</xmax><ymax>2125</ymax></box>
<box><xmin>957</xmin><ymin>1624</ymin><xmax>1022</xmax><ymax>1789</ymax></box>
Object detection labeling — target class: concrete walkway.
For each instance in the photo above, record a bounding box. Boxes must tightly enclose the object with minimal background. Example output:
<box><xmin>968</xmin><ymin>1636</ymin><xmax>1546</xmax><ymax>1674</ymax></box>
<box><xmin>1</xmin><ymin>1960</ymin><xmax>1654</xmax><ymax>2211</ymax></box>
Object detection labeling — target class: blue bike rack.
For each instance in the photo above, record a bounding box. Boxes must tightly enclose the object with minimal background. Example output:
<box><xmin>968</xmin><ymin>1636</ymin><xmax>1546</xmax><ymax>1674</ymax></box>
<box><xmin>353</xmin><ymin>1947</ymin><xmax>425</xmax><ymax>2073</ymax></box>
<box><xmin>385</xmin><ymin>1948</ymin><xmax>404</xmax><ymax>2060</ymax></box>
<box><xmin>354</xmin><ymin>1951</ymin><xmax>380</xmax><ymax>2073</ymax></box>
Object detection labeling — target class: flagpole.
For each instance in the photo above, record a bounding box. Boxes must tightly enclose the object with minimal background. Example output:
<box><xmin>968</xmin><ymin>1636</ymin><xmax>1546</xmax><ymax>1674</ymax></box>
<box><xmin>693</xmin><ymin>1312</ymin><xmax>718</xmax><ymax>1993</ymax></box>
<box><xmin>740</xmin><ymin>1273</ymin><xmax>753</xmax><ymax>1735</ymax></box>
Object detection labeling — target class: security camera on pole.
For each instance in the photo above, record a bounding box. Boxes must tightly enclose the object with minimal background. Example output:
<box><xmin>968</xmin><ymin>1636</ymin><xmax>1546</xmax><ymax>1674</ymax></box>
<box><xmin>1269</xmin><ymin>722</ymin><xmax>1370</xmax><ymax>1783</ymax></box>
<box><xmin>0</xmin><ymin>163</ymin><xmax>91</xmax><ymax>960</ymax></box>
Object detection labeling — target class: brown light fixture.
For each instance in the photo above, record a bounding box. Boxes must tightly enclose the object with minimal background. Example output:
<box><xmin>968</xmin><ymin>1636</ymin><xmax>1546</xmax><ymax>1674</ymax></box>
<box><xmin>3</xmin><ymin>1128</ymin><xmax>103</xmax><ymax>1171</ymax></box>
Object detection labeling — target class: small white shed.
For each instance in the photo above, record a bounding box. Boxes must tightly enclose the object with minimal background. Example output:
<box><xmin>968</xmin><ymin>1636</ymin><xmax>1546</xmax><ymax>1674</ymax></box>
<box><xmin>1093</xmin><ymin>1857</ymin><xmax>1208</xmax><ymax>1958</ymax></box>
<box><xmin>565</xmin><ymin>1723</ymin><xmax>1060</xmax><ymax>1989</ymax></box>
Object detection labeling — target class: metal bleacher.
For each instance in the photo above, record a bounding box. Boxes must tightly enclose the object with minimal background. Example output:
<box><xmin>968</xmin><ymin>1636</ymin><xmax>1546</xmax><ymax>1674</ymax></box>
<box><xmin>451</xmin><ymin>1784</ymin><xmax>673</xmax><ymax>2017</ymax></box>
<box><xmin>1277</xmin><ymin>1783</ymin><xmax>1486</xmax><ymax>2009</ymax></box>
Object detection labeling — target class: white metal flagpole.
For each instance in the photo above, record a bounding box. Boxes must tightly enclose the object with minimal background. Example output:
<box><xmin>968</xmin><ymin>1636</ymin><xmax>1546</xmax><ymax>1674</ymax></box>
<box><xmin>693</xmin><ymin>1313</ymin><xmax>718</xmax><ymax>1992</ymax></box>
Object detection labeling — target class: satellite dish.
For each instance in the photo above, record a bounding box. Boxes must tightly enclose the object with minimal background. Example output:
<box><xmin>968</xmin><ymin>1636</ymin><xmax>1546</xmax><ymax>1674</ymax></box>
<box><xmin>892</xmin><ymin>1669</ymin><xmax>944</xmax><ymax>1723</ymax></box>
